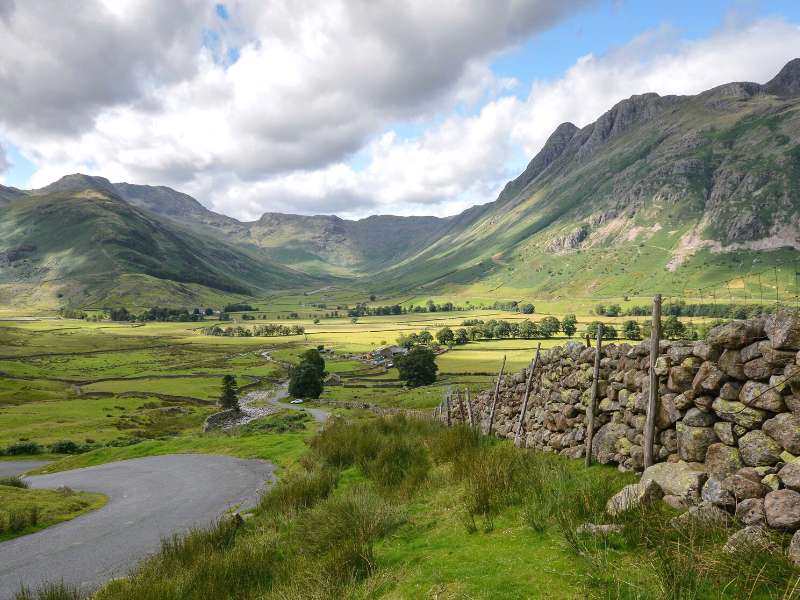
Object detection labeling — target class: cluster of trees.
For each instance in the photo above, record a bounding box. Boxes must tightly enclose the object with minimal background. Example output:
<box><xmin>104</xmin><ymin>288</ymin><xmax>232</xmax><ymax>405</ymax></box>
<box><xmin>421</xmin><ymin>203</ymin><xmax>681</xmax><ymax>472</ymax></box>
<box><xmin>289</xmin><ymin>349</ymin><xmax>326</xmax><ymax>399</ymax></box>
<box><xmin>58</xmin><ymin>308</ymin><xmax>87</xmax><ymax>319</ymax></box>
<box><xmin>347</xmin><ymin>303</ymin><xmax>403</xmax><ymax>317</ymax></box>
<box><xmin>223</xmin><ymin>303</ymin><xmax>255</xmax><ymax>312</ymax></box>
<box><xmin>396</xmin><ymin>346</ymin><xmax>438</xmax><ymax>387</ymax></box>
<box><xmin>108</xmin><ymin>306</ymin><xmax>206</xmax><ymax>322</ymax></box>
<box><xmin>586</xmin><ymin>317</ymin><xmax>696</xmax><ymax>341</ymax></box>
<box><xmin>202</xmin><ymin>324</ymin><xmax>305</xmax><ymax>337</ymax></box>
<box><xmin>456</xmin><ymin>315</ymin><xmax>578</xmax><ymax>341</ymax></box>
<box><xmin>605</xmin><ymin>300</ymin><xmax>777</xmax><ymax>320</ymax></box>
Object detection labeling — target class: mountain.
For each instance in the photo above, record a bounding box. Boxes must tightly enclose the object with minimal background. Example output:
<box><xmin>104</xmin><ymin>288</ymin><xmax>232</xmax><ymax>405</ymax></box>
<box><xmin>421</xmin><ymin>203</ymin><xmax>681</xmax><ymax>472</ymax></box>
<box><xmin>368</xmin><ymin>59</ymin><xmax>800</xmax><ymax>299</ymax></box>
<box><xmin>0</xmin><ymin>181</ymin><xmax>317</xmax><ymax>308</ymax></box>
<box><xmin>3</xmin><ymin>59</ymin><xmax>800</xmax><ymax>308</ymax></box>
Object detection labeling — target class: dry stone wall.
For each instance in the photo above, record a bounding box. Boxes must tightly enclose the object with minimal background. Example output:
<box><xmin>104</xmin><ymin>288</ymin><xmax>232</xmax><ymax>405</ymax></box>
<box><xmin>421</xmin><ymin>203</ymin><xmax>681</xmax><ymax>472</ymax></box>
<box><xmin>451</xmin><ymin>308</ymin><xmax>800</xmax><ymax>534</ymax></box>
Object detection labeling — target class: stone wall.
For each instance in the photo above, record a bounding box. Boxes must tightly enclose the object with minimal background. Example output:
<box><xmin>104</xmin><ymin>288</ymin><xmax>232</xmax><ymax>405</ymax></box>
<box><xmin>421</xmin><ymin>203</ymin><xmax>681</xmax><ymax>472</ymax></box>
<box><xmin>452</xmin><ymin>308</ymin><xmax>800</xmax><ymax>534</ymax></box>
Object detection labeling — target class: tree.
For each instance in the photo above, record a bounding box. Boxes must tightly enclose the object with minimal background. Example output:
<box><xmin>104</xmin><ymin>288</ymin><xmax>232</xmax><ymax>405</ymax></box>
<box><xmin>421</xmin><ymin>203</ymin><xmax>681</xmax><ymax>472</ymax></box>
<box><xmin>369</xmin><ymin>294</ymin><xmax>377</xmax><ymax>301</ymax></box>
<box><xmin>289</xmin><ymin>362</ymin><xmax>323</xmax><ymax>399</ymax></box>
<box><xmin>539</xmin><ymin>316</ymin><xmax>560</xmax><ymax>338</ymax></box>
<box><xmin>417</xmin><ymin>330</ymin><xmax>433</xmax><ymax>345</ymax></box>
<box><xmin>204</xmin><ymin>307</ymin><xmax>214</xmax><ymax>316</ymax></box>
<box><xmin>454</xmin><ymin>328</ymin><xmax>469</xmax><ymax>345</ymax></box>
<box><xmin>587</xmin><ymin>321</ymin><xmax>617</xmax><ymax>340</ymax></box>
<box><xmin>562</xmin><ymin>314</ymin><xmax>578</xmax><ymax>337</ymax></box>
<box><xmin>663</xmin><ymin>316</ymin><xmax>687</xmax><ymax>340</ymax></box>
<box><xmin>622</xmin><ymin>320</ymin><xmax>642</xmax><ymax>340</ymax></box>
<box><xmin>606</xmin><ymin>303</ymin><xmax>622</xmax><ymax>317</ymax></box>
<box><xmin>396</xmin><ymin>346</ymin><xmax>438</xmax><ymax>387</ymax></box>
<box><xmin>220</xmin><ymin>375</ymin><xmax>240</xmax><ymax>411</ymax></box>
<box><xmin>493</xmin><ymin>320</ymin><xmax>511</xmax><ymax>338</ymax></box>
<box><xmin>518</xmin><ymin>319</ymin><xmax>537</xmax><ymax>339</ymax></box>
<box><xmin>521</xmin><ymin>303</ymin><xmax>535</xmax><ymax>314</ymax></box>
<box><xmin>300</xmin><ymin>348</ymin><xmax>325</xmax><ymax>378</ymax></box>
<box><xmin>436</xmin><ymin>327</ymin><xmax>454</xmax><ymax>346</ymax></box>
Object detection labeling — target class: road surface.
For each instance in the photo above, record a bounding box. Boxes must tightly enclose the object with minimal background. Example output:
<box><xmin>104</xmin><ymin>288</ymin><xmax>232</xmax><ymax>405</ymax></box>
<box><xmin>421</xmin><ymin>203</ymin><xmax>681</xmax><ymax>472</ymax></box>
<box><xmin>0</xmin><ymin>454</ymin><xmax>275</xmax><ymax>599</ymax></box>
<box><xmin>0</xmin><ymin>461</ymin><xmax>51</xmax><ymax>478</ymax></box>
<box><xmin>267</xmin><ymin>382</ymin><xmax>329</xmax><ymax>423</ymax></box>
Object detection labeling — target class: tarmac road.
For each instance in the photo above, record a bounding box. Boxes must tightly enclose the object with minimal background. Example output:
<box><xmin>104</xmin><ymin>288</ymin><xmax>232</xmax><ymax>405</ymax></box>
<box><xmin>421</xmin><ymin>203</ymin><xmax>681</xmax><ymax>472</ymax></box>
<box><xmin>0</xmin><ymin>461</ymin><xmax>51</xmax><ymax>478</ymax></box>
<box><xmin>0</xmin><ymin>454</ymin><xmax>275</xmax><ymax>599</ymax></box>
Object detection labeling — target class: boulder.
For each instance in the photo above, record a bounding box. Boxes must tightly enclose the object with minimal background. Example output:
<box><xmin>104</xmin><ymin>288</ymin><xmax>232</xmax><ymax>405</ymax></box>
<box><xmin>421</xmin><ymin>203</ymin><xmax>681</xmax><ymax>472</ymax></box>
<box><xmin>719</xmin><ymin>349</ymin><xmax>746</xmax><ymax>380</ymax></box>
<box><xmin>663</xmin><ymin>494</ymin><xmax>689</xmax><ymax>512</ymax></box>
<box><xmin>683</xmin><ymin>407</ymin><xmax>716</xmax><ymax>427</ymax></box>
<box><xmin>738</xmin><ymin>430</ymin><xmax>783</xmax><ymax>466</ymax></box>
<box><xmin>723</xmin><ymin>526</ymin><xmax>777</xmax><ymax>554</ymax></box>
<box><xmin>693</xmin><ymin>395</ymin><xmax>714</xmax><ymax>413</ymax></box>
<box><xmin>779</xmin><ymin>461</ymin><xmax>800</xmax><ymax>492</ymax></box>
<box><xmin>712</xmin><ymin>398</ymin><xmax>768</xmax><ymax>429</ymax></box>
<box><xmin>670</xmin><ymin>503</ymin><xmax>731</xmax><ymax>528</ymax></box>
<box><xmin>725</xmin><ymin>468</ymin><xmax>770</xmax><ymax>501</ymax></box>
<box><xmin>701</xmin><ymin>477</ymin><xmax>735</xmax><ymax>509</ymax></box>
<box><xmin>576</xmin><ymin>523</ymin><xmax>623</xmax><ymax>536</ymax></box>
<box><xmin>743</xmin><ymin>358</ymin><xmax>776</xmax><ymax>381</ymax></box>
<box><xmin>704</xmin><ymin>443</ymin><xmax>744</xmax><ymax>479</ymax></box>
<box><xmin>692</xmin><ymin>361</ymin><xmax>726</xmax><ymax>394</ymax></box>
<box><xmin>677</xmin><ymin>423</ymin><xmax>718</xmax><ymax>462</ymax></box>
<box><xmin>668</xmin><ymin>365</ymin><xmax>694</xmax><ymax>393</ymax></box>
<box><xmin>760</xmin><ymin>341</ymin><xmax>798</xmax><ymax>367</ymax></box>
<box><xmin>692</xmin><ymin>341</ymin><xmax>720</xmax><ymax>361</ymax></box>
<box><xmin>740</xmin><ymin>341</ymin><xmax>763</xmax><ymax>363</ymax></box>
<box><xmin>765</xmin><ymin>308</ymin><xmax>800</xmax><ymax>350</ymax></box>
<box><xmin>740</xmin><ymin>380</ymin><xmax>785</xmax><ymax>412</ymax></box>
<box><xmin>591</xmin><ymin>422</ymin><xmax>628</xmax><ymax>464</ymax></box>
<box><xmin>790</xmin><ymin>530</ymin><xmax>800</xmax><ymax>566</ymax></box>
<box><xmin>707</xmin><ymin>320</ymin><xmax>763</xmax><ymax>350</ymax></box>
<box><xmin>606</xmin><ymin>479</ymin><xmax>663</xmax><ymax>516</ymax></box>
<box><xmin>765</xmin><ymin>489</ymin><xmax>800</xmax><ymax>530</ymax></box>
<box><xmin>714</xmin><ymin>421</ymin><xmax>737</xmax><ymax>446</ymax></box>
<box><xmin>763</xmin><ymin>413</ymin><xmax>800</xmax><ymax>454</ymax></box>
<box><xmin>736</xmin><ymin>498</ymin><xmax>766</xmax><ymax>527</ymax></box>
<box><xmin>787</xmin><ymin>364</ymin><xmax>800</xmax><ymax>396</ymax></box>
<box><xmin>719</xmin><ymin>381</ymin><xmax>742</xmax><ymax>400</ymax></box>
<box><xmin>655</xmin><ymin>394</ymin><xmax>682</xmax><ymax>429</ymax></box>
<box><xmin>642</xmin><ymin>461</ymin><xmax>707</xmax><ymax>502</ymax></box>
<box><xmin>762</xmin><ymin>473</ymin><xmax>781</xmax><ymax>491</ymax></box>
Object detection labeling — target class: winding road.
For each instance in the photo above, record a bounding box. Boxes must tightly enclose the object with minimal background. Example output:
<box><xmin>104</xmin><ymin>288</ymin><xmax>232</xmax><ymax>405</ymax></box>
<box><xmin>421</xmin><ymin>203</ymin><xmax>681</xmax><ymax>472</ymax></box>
<box><xmin>0</xmin><ymin>454</ymin><xmax>275</xmax><ymax>599</ymax></box>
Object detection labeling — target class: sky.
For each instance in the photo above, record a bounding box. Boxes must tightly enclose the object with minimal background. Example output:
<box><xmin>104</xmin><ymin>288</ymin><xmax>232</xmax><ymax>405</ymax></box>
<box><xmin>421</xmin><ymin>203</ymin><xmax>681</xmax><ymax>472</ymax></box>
<box><xmin>1</xmin><ymin>0</ymin><xmax>800</xmax><ymax>221</ymax></box>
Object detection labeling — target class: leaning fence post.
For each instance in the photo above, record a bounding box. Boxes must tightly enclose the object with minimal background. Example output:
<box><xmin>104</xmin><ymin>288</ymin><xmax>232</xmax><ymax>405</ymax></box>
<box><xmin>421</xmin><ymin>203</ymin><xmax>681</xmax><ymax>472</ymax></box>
<box><xmin>585</xmin><ymin>326</ymin><xmax>603</xmax><ymax>467</ymax></box>
<box><xmin>486</xmin><ymin>355</ymin><xmax>507</xmax><ymax>436</ymax></box>
<box><xmin>514</xmin><ymin>343</ymin><xmax>542</xmax><ymax>447</ymax></box>
<box><xmin>464</xmin><ymin>388</ymin><xmax>475</xmax><ymax>427</ymax></box>
<box><xmin>445</xmin><ymin>387</ymin><xmax>452</xmax><ymax>427</ymax></box>
<box><xmin>644</xmin><ymin>294</ymin><xmax>662</xmax><ymax>468</ymax></box>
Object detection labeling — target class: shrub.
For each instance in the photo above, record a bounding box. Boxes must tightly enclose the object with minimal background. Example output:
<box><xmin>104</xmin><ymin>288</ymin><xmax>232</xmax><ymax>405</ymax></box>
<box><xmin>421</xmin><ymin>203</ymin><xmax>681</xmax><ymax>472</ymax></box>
<box><xmin>49</xmin><ymin>440</ymin><xmax>82</xmax><ymax>454</ymax></box>
<box><xmin>14</xmin><ymin>583</ymin><xmax>84</xmax><ymax>600</ymax></box>
<box><xmin>258</xmin><ymin>468</ymin><xmax>338</xmax><ymax>516</ymax></box>
<box><xmin>361</xmin><ymin>436</ymin><xmax>430</xmax><ymax>493</ymax></box>
<box><xmin>4</xmin><ymin>441</ymin><xmax>43</xmax><ymax>456</ymax></box>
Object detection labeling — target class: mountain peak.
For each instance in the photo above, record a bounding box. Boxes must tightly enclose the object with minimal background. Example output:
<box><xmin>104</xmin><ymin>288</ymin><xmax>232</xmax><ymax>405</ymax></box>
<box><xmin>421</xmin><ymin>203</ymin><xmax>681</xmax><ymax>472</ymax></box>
<box><xmin>32</xmin><ymin>173</ymin><xmax>118</xmax><ymax>197</ymax></box>
<box><xmin>765</xmin><ymin>57</ymin><xmax>800</xmax><ymax>97</ymax></box>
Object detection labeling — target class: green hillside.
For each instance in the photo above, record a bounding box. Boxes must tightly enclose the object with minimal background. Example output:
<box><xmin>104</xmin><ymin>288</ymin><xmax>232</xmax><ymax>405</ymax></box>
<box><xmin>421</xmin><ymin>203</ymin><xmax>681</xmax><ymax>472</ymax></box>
<box><xmin>369</xmin><ymin>59</ymin><xmax>800</xmax><ymax>302</ymax></box>
<box><xmin>0</xmin><ymin>187</ymin><xmax>318</xmax><ymax>309</ymax></box>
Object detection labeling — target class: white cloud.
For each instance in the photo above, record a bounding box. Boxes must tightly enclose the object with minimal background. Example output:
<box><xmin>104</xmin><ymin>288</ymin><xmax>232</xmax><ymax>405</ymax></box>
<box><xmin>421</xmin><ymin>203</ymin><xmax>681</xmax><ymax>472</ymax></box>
<box><xmin>2</xmin><ymin>4</ymin><xmax>800</xmax><ymax>220</ymax></box>
<box><xmin>511</xmin><ymin>17</ymin><xmax>800</xmax><ymax>157</ymax></box>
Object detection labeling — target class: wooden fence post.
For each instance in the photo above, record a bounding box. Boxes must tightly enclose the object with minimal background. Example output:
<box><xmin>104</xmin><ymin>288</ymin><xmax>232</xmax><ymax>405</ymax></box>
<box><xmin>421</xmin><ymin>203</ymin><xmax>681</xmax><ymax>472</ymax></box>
<box><xmin>644</xmin><ymin>294</ymin><xmax>662</xmax><ymax>468</ymax></box>
<box><xmin>514</xmin><ymin>343</ymin><xmax>542</xmax><ymax>447</ymax></box>
<box><xmin>445</xmin><ymin>387</ymin><xmax>452</xmax><ymax>427</ymax></box>
<box><xmin>486</xmin><ymin>355</ymin><xmax>507</xmax><ymax>436</ymax></box>
<box><xmin>464</xmin><ymin>388</ymin><xmax>475</xmax><ymax>427</ymax></box>
<box><xmin>585</xmin><ymin>326</ymin><xmax>603</xmax><ymax>467</ymax></box>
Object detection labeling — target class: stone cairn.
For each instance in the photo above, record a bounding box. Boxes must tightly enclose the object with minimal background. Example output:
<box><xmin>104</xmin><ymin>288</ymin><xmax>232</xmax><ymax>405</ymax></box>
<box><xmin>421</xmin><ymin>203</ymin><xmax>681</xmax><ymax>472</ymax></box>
<box><xmin>445</xmin><ymin>308</ymin><xmax>800</xmax><ymax>555</ymax></box>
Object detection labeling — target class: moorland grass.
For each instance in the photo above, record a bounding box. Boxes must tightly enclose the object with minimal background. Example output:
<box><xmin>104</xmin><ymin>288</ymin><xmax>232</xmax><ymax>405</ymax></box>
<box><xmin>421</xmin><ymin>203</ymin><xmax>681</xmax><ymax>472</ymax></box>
<box><xmin>0</xmin><ymin>484</ymin><xmax>106</xmax><ymax>542</ymax></box>
<box><xmin>24</xmin><ymin>416</ymin><xmax>800</xmax><ymax>600</ymax></box>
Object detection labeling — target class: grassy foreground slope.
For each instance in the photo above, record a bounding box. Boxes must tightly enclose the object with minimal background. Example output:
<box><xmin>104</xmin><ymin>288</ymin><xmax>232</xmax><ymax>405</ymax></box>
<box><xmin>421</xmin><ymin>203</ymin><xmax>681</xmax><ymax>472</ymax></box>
<box><xmin>24</xmin><ymin>417</ymin><xmax>796</xmax><ymax>600</ymax></box>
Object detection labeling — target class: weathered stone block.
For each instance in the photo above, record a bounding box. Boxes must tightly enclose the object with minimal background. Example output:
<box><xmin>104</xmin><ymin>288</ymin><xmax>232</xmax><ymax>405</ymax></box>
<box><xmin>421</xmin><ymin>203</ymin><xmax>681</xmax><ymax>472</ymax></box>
<box><xmin>765</xmin><ymin>308</ymin><xmax>800</xmax><ymax>350</ymax></box>
<box><xmin>704</xmin><ymin>443</ymin><xmax>743</xmax><ymax>479</ymax></box>
<box><xmin>712</xmin><ymin>397</ymin><xmax>768</xmax><ymax>429</ymax></box>
<box><xmin>765</xmin><ymin>489</ymin><xmax>800</xmax><ymax>530</ymax></box>
<box><xmin>763</xmin><ymin>413</ymin><xmax>800</xmax><ymax>454</ymax></box>
<box><xmin>738</xmin><ymin>430</ymin><xmax>783</xmax><ymax>466</ymax></box>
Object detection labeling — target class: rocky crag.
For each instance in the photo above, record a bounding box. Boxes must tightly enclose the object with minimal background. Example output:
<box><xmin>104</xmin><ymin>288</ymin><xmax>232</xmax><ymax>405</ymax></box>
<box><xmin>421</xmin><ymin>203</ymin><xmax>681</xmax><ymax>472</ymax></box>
<box><xmin>454</xmin><ymin>308</ymin><xmax>800</xmax><ymax>544</ymax></box>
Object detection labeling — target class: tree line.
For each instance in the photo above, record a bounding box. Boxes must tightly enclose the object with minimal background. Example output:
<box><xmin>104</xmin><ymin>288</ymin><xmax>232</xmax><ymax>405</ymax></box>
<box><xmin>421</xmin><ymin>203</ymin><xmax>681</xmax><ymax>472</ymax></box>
<box><xmin>202</xmin><ymin>324</ymin><xmax>306</xmax><ymax>337</ymax></box>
